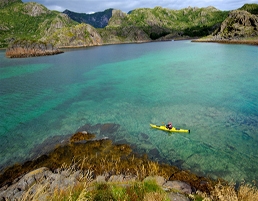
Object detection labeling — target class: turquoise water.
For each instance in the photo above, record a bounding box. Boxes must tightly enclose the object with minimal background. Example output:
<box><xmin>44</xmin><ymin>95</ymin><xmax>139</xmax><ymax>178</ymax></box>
<box><xmin>1</xmin><ymin>40</ymin><xmax>258</xmax><ymax>182</ymax></box>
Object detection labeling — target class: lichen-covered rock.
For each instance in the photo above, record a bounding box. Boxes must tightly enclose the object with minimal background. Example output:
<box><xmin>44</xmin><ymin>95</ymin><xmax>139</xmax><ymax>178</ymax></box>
<box><xmin>0</xmin><ymin>167</ymin><xmax>88</xmax><ymax>201</ymax></box>
<box><xmin>23</xmin><ymin>2</ymin><xmax>50</xmax><ymax>16</ymax></box>
<box><xmin>0</xmin><ymin>167</ymin><xmax>51</xmax><ymax>201</ymax></box>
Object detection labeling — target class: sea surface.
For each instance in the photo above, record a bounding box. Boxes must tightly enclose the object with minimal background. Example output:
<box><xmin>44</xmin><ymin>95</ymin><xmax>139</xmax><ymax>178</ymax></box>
<box><xmin>1</xmin><ymin>40</ymin><xmax>258</xmax><ymax>183</ymax></box>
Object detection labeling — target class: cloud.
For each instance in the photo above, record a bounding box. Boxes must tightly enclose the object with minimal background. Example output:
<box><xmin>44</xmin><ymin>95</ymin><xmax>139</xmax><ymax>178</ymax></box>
<box><xmin>22</xmin><ymin>0</ymin><xmax>258</xmax><ymax>13</ymax></box>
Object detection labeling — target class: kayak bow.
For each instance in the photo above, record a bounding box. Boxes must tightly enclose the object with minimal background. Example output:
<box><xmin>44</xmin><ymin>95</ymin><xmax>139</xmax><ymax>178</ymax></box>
<box><xmin>150</xmin><ymin>124</ymin><xmax>190</xmax><ymax>133</ymax></box>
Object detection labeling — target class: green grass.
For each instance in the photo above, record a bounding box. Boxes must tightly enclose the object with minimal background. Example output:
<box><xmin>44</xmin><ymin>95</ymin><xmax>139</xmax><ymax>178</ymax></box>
<box><xmin>49</xmin><ymin>178</ymin><xmax>170</xmax><ymax>201</ymax></box>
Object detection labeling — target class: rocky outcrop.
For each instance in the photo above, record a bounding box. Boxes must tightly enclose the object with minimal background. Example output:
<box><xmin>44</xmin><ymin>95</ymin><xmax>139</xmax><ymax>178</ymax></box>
<box><xmin>0</xmin><ymin>167</ymin><xmax>86</xmax><ymax>201</ymax></box>
<box><xmin>0</xmin><ymin>168</ymin><xmax>192</xmax><ymax>201</ymax></box>
<box><xmin>23</xmin><ymin>2</ymin><xmax>50</xmax><ymax>16</ymax></box>
<box><xmin>193</xmin><ymin>9</ymin><xmax>258</xmax><ymax>44</ymax></box>
<box><xmin>5</xmin><ymin>40</ymin><xmax>63</xmax><ymax>58</ymax></box>
<box><xmin>107</xmin><ymin>9</ymin><xmax>128</xmax><ymax>27</ymax></box>
<box><xmin>214</xmin><ymin>10</ymin><xmax>258</xmax><ymax>39</ymax></box>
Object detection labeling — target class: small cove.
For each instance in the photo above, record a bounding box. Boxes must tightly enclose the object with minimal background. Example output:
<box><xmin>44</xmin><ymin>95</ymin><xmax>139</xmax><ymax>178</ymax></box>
<box><xmin>0</xmin><ymin>40</ymin><xmax>258</xmax><ymax>183</ymax></box>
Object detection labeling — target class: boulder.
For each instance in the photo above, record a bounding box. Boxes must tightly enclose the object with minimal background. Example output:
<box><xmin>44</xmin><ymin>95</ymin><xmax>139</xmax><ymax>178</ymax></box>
<box><xmin>163</xmin><ymin>180</ymin><xmax>192</xmax><ymax>194</ymax></box>
<box><xmin>167</xmin><ymin>191</ymin><xmax>190</xmax><ymax>201</ymax></box>
<box><xmin>144</xmin><ymin>176</ymin><xmax>166</xmax><ymax>186</ymax></box>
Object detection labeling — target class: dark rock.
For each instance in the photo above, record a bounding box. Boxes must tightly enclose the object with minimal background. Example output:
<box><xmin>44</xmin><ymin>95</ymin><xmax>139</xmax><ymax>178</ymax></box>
<box><xmin>100</xmin><ymin>123</ymin><xmax>120</xmax><ymax>134</ymax></box>
<box><xmin>140</xmin><ymin>133</ymin><xmax>149</xmax><ymax>140</ymax></box>
<box><xmin>115</xmin><ymin>139</ymin><xmax>129</xmax><ymax>145</ymax></box>
<box><xmin>149</xmin><ymin>148</ymin><xmax>162</xmax><ymax>161</ymax></box>
<box><xmin>174</xmin><ymin>160</ymin><xmax>185</xmax><ymax>168</ymax></box>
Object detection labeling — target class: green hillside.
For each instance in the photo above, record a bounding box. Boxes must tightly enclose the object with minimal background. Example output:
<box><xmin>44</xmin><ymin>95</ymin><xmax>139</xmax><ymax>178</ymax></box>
<box><xmin>239</xmin><ymin>3</ymin><xmax>258</xmax><ymax>14</ymax></box>
<box><xmin>0</xmin><ymin>0</ymin><xmax>241</xmax><ymax>48</ymax></box>
<box><xmin>105</xmin><ymin>6</ymin><xmax>229</xmax><ymax>39</ymax></box>
<box><xmin>0</xmin><ymin>0</ymin><xmax>77</xmax><ymax>48</ymax></box>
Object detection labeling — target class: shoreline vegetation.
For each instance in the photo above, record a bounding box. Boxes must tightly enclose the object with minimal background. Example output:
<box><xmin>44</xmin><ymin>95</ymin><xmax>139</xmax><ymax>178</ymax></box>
<box><xmin>1</xmin><ymin>131</ymin><xmax>258</xmax><ymax>200</ymax></box>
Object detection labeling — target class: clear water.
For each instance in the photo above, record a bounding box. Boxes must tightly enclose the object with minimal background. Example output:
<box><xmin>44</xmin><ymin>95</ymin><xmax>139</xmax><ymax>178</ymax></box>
<box><xmin>1</xmin><ymin>40</ymin><xmax>258</xmax><ymax>183</ymax></box>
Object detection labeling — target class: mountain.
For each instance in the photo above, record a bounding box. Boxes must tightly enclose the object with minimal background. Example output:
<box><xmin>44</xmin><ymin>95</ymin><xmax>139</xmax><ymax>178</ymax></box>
<box><xmin>63</xmin><ymin>8</ymin><xmax>113</xmax><ymax>28</ymax></box>
<box><xmin>1</xmin><ymin>0</ymin><xmax>257</xmax><ymax>51</ymax></box>
<box><xmin>66</xmin><ymin>6</ymin><xmax>228</xmax><ymax>40</ymax></box>
<box><xmin>0</xmin><ymin>0</ymin><xmax>77</xmax><ymax>48</ymax></box>
<box><xmin>97</xmin><ymin>6</ymin><xmax>229</xmax><ymax>44</ymax></box>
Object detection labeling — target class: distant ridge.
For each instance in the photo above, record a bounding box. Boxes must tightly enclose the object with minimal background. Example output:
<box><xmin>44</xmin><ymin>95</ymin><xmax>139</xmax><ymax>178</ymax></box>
<box><xmin>63</xmin><ymin>8</ymin><xmax>113</xmax><ymax>28</ymax></box>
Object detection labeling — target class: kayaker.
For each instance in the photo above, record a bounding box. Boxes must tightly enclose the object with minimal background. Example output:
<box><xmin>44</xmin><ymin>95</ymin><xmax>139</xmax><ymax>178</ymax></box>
<box><xmin>166</xmin><ymin>122</ymin><xmax>172</xmax><ymax>130</ymax></box>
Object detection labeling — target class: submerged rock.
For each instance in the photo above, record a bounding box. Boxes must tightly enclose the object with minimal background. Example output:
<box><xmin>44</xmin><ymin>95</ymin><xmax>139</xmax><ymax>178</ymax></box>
<box><xmin>70</xmin><ymin>131</ymin><xmax>95</xmax><ymax>143</ymax></box>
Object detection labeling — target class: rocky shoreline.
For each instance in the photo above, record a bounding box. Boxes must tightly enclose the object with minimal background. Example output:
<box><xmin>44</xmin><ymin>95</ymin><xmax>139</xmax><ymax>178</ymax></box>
<box><xmin>192</xmin><ymin>38</ymin><xmax>258</xmax><ymax>45</ymax></box>
<box><xmin>5</xmin><ymin>40</ymin><xmax>63</xmax><ymax>58</ymax></box>
<box><xmin>0</xmin><ymin>167</ymin><xmax>194</xmax><ymax>201</ymax></box>
<box><xmin>5</xmin><ymin>37</ymin><xmax>258</xmax><ymax>59</ymax></box>
<box><xmin>0</xmin><ymin>131</ymin><xmax>217</xmax><ymax>201</ymax></box>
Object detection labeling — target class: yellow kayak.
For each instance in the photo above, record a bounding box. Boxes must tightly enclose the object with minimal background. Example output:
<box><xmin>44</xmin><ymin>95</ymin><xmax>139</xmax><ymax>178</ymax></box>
<box><xmin>150</xmin><ymin>124</ymin><xmax>190</xmax><ymax>133</ymax></box>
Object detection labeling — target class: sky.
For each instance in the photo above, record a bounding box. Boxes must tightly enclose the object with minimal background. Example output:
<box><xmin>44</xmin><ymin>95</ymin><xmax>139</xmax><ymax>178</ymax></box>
<box><xmin>22</xmin><ymin>0</ymin><xmax>258</xmax><ymax>14</ymax></box>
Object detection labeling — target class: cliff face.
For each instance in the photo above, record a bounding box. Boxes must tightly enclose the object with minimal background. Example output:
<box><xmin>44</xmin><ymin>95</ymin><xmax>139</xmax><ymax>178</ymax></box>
<box><xmin>212</xmin><ymin>10</ymin><xmax>258</xmax><ymax>39</ymax></box>
<box><xmin>63</xmin><ymin>8</ymin><xmax>113</xmax><ymax>28</ymax></box>
<box><xmin>5</xmin><ymin>40</ymin><xmax>63</xmax><ymax>58</ymax></box>
<box><xmin>45</xmin><ymin>23</ymin><xmax>103</xmax><ymax>47</ymax></box>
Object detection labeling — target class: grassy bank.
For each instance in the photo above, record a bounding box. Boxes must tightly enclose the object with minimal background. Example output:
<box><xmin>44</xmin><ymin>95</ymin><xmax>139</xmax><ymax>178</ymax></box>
<box><xmin>15</xmin><ymin>164</ymin><xmax>258</xmax><ymax>201</ymax></box>
<box><xmin>1</xmin><ymin>132</ymin><xmax>258</xmax><ymax>201</ymax></box>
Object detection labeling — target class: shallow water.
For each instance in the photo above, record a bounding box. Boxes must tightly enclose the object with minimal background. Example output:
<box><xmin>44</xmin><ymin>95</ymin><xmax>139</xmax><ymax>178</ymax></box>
<box><xmin>1</xmin><ymin>40</ymin><xmax>258</xmax><ymax>182</ymax></box>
